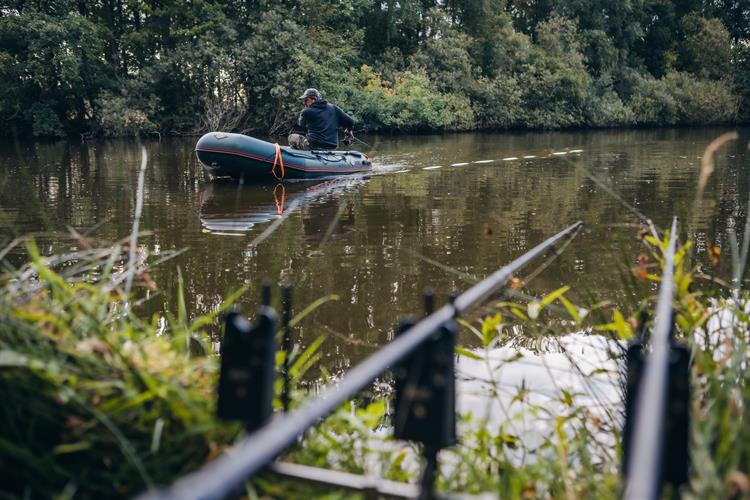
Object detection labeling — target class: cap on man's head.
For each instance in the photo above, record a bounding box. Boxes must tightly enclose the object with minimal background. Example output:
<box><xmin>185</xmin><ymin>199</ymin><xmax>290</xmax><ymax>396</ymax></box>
<box><xmin>299</xmin><ymin>88</ymin><xmax>322</xmax><ymax>100</ymax></box>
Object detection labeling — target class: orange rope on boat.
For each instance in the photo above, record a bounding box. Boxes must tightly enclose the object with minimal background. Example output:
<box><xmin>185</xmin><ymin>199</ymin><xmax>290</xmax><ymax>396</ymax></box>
<box><xmin>273</xmin><ymin>183</ymin><xmax>286</xmax><ymax>216</ymax></box>
<box><xmin>270</xmin><ymin>143</ymin><xmax>285</xmax><ymax>181</ymax></box>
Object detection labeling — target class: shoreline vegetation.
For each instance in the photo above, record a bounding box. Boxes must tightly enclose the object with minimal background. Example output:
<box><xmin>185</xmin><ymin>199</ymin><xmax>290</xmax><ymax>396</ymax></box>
<box><xmin>1</xmin><ymin>1</ymin><xmax>749</xmax><ymax>139</ymax></box>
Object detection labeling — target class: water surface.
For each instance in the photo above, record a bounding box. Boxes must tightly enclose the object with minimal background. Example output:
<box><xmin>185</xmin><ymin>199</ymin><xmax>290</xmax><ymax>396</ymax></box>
<box><xmin>2</xmin><ymin>127</ymin><xmax>748</xmax><ymax>370</ymax></box>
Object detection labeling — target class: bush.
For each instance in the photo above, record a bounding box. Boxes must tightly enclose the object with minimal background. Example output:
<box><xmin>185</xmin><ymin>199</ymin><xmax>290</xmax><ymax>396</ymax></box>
<box><xmin>662</xmin><ymin>71</ymin><xmax>739</xmax><ymax>124</ymax></box>
<box><xmin>518</xmin><ymin>57</ymin><xmax>590</xmax><ymax>129</ymax></box>
<box><xmin>444</xmin><ymin>93</ymin><xmax>477</xmax><ymax>131</ymax></box>
<box><xmin>385</xmin><ymin>71</ymin><xmax>453</xmax><ymax>130</ymax></box>
<box><xmin>628</xmin><ymin>70</ymin><xmax>739</xmax><ymax>126</ymax></box>
<box><xmin>585</xmin><ymin>76</ymin><xmax>635</xmax><ymax>127</ymax></box>
<box><xmin>344</xmin><ymin>65</ymin><xmax>457</xmax><ymax>132</ymax></box>
<box><xmin>472</xmin><ymin>75</ymin><xmax>523</xmax><ymax>129</ymax></box>
<box><xmin>628</xmin><ymin>75</ymin><xmax>679</xmax><ymax>125</ymax></box>
<box><xmin>96</xmin><ymin>91</ymin><xmax>160</xmax><ymax>137</ymax></box>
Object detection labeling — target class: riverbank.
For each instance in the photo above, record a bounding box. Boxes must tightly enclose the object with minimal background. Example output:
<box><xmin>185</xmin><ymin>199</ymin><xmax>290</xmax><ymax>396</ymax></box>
<box><xmin>2</xmin><ymin>3</ymin><xmax>748</xmax><ymax>138</ymax></box>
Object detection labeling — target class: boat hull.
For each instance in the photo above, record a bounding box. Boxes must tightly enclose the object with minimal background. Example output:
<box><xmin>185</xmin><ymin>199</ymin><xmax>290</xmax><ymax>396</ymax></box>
<box><xmin>195</xmin><ymin>132</ymin><xmax>372</xmax><ymax>181</ymax></box>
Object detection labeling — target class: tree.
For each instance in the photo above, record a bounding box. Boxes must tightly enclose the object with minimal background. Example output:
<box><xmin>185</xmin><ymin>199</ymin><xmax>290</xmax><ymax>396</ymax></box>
<box><xmin>363</xmin><ymin>0</ymin><xmax>434</xmax><ymax>57</ymax></box>
<box><xmin>0</xmin><ymin>11</ymin><xmax>111</xmax><ymax>136</ymax></box>
<box><xmin>678</xmin><ymin>14</ymin><xmax>732</xmax><ymax>80</ymax></box>
<box><xmin>409</xmin><ymin>9</ymin><xmax>479</xmax><ymax>94</ymax></box>
<box><xmin>519</xmin><ymin>15</ymin><xmax>591</xmax><ymax>128</ymax></box>
<box><xmin>735</xmin><ymin>44</ymin><xmax>750</xmax><ymax>120</ymax></box>
<box><xmin>236</xmin><ymin>11</ymin><xmax>311</xmax><ymax>134</ymax></box>
<box><xmin>705</xmin><ymin>0</ymin><xmax>750</xmax><ymax>42</ymax></box>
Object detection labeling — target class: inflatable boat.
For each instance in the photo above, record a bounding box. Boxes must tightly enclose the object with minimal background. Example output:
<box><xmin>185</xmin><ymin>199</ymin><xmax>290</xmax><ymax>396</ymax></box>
<box><xmin>195</xmin><ymin>132</ymin><xmax>372</xmax><ymax>181</ymax></box>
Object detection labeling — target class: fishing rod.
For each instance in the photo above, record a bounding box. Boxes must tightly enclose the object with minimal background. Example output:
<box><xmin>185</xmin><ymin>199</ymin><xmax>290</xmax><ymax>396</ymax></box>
<box><xmin>284</xmin><ymin>126</ymin><xmax>374</xmax><ymax>151</ymax></box>
<box><xmin>342</xmin><ymin>130</ymin><xmax>373</xmax><ymax>150</ymax></box>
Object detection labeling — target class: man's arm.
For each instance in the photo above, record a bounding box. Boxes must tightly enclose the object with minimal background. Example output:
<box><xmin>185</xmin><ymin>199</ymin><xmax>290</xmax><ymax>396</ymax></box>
<box><xmin>335</xmin><ymin>106</ymin><xmax>355</xmax><ymax>130</ymax></box>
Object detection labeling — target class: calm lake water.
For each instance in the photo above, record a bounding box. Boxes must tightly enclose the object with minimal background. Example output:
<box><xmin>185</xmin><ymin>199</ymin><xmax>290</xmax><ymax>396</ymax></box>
<box><xmin>2</xmin><ymin>127</ymin><xmax>749</xmax><ymax>371</ymax></box>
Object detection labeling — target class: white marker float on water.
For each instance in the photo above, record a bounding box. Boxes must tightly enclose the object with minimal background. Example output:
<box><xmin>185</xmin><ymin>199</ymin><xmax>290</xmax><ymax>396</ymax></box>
<box><xmin>451</xmin><ymin>162</ymin><xmax>470</xmax><ymax>167</ymax></box>
<box><xmin>569</xmin><ymin>149</ymin><xmax>584</xmax><ymax>153</ymax></box>
<box><xmin>523</xmin><ymin>155</ymin><xmax>537</xmax><ymax>159</ymax></box>
<box><xmin>502</xmin><ymin>157</ymin><xmax>519</xmax><ymax>161</ymax></box>
<box><xmin>552</xmin><ymin>151</ymin><xmax>568</xmax><ymax>156</ymax></box>
<box><xmin>206</xmin><ymin>231</ymin><xmax>245</xmax><ymax>237</ymax></box>
<box><xmin>423</xmin><ymin>165</ymin><xmax>443</xmax><ymax>170</ymax></box>
<box><xmin>473</xmin><ymin>159</ymin><xmax>494</xmax><ymax>164</ymax></box>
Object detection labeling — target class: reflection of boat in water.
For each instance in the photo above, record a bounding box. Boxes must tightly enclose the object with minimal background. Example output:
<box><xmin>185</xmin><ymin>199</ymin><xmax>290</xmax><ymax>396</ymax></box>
<box><xmin>195</xmin><ymin>132</ymin><xmax>371</xmax><ymax>181</ymax></box>
<box><xmin>199</xmin><ymin>178</ymin><xmax>366</xmax><ymax>234</ymax></box>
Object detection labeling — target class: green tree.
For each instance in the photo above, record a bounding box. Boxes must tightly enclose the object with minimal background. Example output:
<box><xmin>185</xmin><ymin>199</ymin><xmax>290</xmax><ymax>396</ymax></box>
<box><xmin>0</xmin><ymin>0</ymin><xmax>747</xmax><ymax>136</ymax></box>
<box><xmin>0</xmin><ymin>11</ymin><xmax>111</xmax><ymax>136</ymax></box>
<box><xmin>519</xmin><ymin>15</ymin><xmax>590</xmax><ymax>129</ymax></box>
<box><xmin>734</xmin><ymin>44</ymin><xmax>750</xmax><ymax>121</ymax></box>
<box><xmin>409</xmin><ymin>9</ymin><xmax>479</xmax><ymax>95</ymax></box>
<box><xmin>635</xmin><ymin>0</ymin><xmax>678</xmax><ymax>77</ymax></box>
<box><xmin>678</xmin><ymin>14</ymin><xmax>732</xmax><ymax>80</ymax></box>
<box><xmin>705</xmin><ymin>0</ymin><xmax>750</xmax><ymax>42</ymax></box>
<box><xmin>236</xmin><ymin>11</ymin><xmax>312</xmax><ymax>134</ymax></box>
<box><xmin>445</xmin><ymin>0</ymin><xmax>529</xmax><ymax>76</ymax></box>
<box><xmin>363</xmin><ymin>0</ymin><xmax>435</xmax><ymax>57</ymax></box>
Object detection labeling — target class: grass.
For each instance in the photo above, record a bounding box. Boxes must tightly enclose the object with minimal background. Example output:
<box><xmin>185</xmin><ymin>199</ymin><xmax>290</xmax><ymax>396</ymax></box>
<box><xmin>0</xmin><ymin>238</ymin><xmax>242</xmax><ymax>499</ymax></box>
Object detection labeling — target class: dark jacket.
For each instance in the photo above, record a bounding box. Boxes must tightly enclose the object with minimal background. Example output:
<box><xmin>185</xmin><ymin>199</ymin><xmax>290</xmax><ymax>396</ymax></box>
<box><xmin>298</xmin><ymin>99</ymin><xmax>355</xmax><ymax>150</ymax></box>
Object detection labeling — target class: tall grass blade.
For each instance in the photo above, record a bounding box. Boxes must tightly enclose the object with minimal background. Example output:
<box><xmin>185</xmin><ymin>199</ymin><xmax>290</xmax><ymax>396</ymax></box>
<box><xmin>125</xmin><ymin>145</ymin><xmax>149</xmax><ymax>302</ymax></box>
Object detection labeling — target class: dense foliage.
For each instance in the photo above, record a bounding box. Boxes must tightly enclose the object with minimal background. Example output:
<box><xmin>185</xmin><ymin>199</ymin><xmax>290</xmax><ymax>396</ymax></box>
<box><xmin>0</xmin><ymin>239</ymin><xmax>243</xmax><ymax>498</ymax></box>
<box><xmin>0</xmin><ymin>0</ymin><xmax>748</xmax><ymax>137</ymax></box>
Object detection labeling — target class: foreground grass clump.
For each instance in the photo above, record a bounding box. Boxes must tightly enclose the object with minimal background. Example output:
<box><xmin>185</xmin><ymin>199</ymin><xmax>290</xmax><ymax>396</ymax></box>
<box><xmin>0</xmin><ymin>241</ymin><xmax>239</xmax><ymax>499</ymax></box>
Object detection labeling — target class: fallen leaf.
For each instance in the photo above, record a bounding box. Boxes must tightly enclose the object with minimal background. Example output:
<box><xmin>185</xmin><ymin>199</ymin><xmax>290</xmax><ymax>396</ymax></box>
<box><xmin>631</xmin><ymin>254</ymin><xmax>650</xmax><ymax>281</ymax></box>
<box><xmin>709</xmin><ymin>245</ymin><xmax>721</xmax><ymax>268</ymax></box>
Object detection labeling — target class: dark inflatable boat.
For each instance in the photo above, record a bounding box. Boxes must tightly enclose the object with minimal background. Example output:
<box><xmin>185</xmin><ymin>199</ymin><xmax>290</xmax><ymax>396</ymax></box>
<box><xmin>195</xmin><ymin>132</ymin><xmax>372</xmax><ymax>181</ymax></box>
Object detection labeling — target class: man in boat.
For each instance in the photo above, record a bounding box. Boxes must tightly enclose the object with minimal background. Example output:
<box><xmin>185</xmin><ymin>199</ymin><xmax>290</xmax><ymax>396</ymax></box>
<box><xmin>288</xmin><ymin>88</ymin><xmax>355</xmax><ymax>151</ymax></box>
